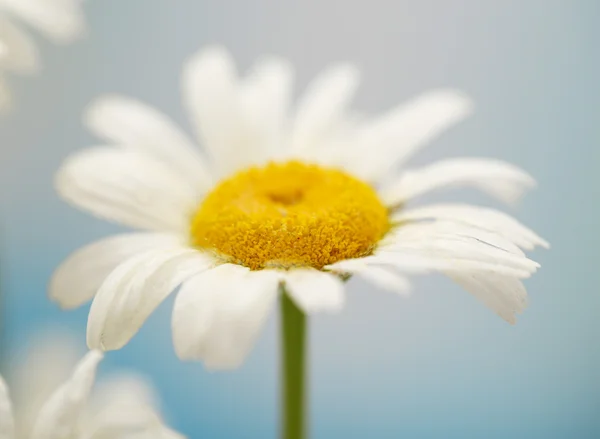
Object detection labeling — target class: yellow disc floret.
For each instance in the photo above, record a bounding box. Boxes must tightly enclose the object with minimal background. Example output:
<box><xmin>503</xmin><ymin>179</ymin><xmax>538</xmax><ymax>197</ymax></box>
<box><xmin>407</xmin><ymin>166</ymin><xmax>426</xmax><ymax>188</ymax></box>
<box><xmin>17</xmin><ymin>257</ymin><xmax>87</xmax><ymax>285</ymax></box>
<box><xmin>190</xmin><ymin>161</ymin><xmax>390</xmax><ymax>270</ymax></box>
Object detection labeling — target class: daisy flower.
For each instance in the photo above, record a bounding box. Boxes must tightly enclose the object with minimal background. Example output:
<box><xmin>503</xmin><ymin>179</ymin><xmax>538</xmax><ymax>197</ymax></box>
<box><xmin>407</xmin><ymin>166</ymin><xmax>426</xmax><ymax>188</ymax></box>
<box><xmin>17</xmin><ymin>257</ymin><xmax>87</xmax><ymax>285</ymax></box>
<box><xmin>0</xmin><ymin>0</ymin><xmax>86</xmax><ymax>111</ymax></box>
<box><xmin>0</xmin><ymin>330</ymin><xmax>184</xmax><ymax>439</ymax></box>
<box><xmin>51</xmin><ymin>46</ymin><xmax>547</xmax><ymax>368</ymax></box>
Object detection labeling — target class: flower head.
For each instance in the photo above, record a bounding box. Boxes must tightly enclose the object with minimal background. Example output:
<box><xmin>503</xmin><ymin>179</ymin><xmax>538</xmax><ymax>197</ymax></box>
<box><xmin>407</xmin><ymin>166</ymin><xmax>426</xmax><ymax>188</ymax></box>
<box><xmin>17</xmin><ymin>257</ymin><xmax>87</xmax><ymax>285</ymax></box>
<box><xmin>0</xmin><ymin>0</ymin><xmax>86</xmax><ymax>111</ymax></box>
<box><xmin>0</xmin><ymin>331</ymin><xmax>184</xmax><ymax>439</ymax></box>
<box><xmin>52</xmin><ymin>46</ymin><xmax>547</xmax><ymax>369</ymax></box>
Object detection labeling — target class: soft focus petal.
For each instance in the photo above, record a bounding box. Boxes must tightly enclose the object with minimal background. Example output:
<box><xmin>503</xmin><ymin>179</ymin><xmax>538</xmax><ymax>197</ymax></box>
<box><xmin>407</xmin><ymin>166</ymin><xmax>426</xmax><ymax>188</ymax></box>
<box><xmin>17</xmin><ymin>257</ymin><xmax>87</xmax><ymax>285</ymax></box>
<box><xmin>0</xmin><ymin>0</ymin><xmax>86</xmax><ymax>43</ymax></box>
<box><xmin>381</xmin><ymin>158</ymin><xmax>536</xmax><ymax>206</ymax></box>
<box><xmin>55</xmin><ymin>147</ymin><xmax>197</xmax><ymax>232</ymax></box>
<box><xmin>289</xmin><ymin>64</ymin><xmax>360</xmax><ymax>155</ymax></box>
<box><xmin>87</xmin><ymin>248</ymin><xmax>214</xmax><ymax>351</ymax></box>
<box><xmin>181</xmin><ymin>46</ymin><xmax>239</xmax><ymax>176</ymax></box>
<box><xmin>447</xmin><ymin>272</ymin><xmax>528</xmax><ymax>324</ymax></box>
<box><xmin>172</xmin><ymin>264</ymin><xmax>281</xmax><ymax>369</ymax></box>
<box><xmin>31</xmin><ymin>350</ymin><xmax>103</xmax><ymax>439</ymax></box>
<box><xmin>327</xmin><ymin>260</ymin><xmax>411</xmax><ymax>296</ymax></box>
<box><xmin>84</xmin><ymin>96</ymin><xmax>212</xmax><ymax>194</ymax></box>
<box><xmin>393</xmin><ymin>203</ymin><xmax>549</xmax><ymax>250</ymax></box>
<box><xmin>83</xmin><ymin>375</ymin><xmax>185</xmax><ymax>439</ymax></box>
<box><xmin>349</xmin><ymin>89</ymin><xmax>472</xmax><ymax>181</ymax></box>
<box><xmin>0</xmin><ymin>376</ymin><xmax>15</xmax><ymax>439</ymax></box>
<box><xmin>50</xmin><ymin>233</ymin><xmax>185</xmax><ymax>309</ymax></box>
<box><xmin>283</xmin><ymin>268</ymin><xmax>345</xmax><ymax>313</ymax></box>
<box><xmin>0</xmin><ymin>17</ymin><xmax>38</xmax><ymax>73</ymax></box>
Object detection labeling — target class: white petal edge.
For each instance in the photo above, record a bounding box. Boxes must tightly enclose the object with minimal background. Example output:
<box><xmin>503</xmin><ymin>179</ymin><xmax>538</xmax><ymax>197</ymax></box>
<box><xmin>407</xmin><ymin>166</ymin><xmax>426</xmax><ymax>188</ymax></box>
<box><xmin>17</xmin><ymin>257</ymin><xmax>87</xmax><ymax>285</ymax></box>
<box><xmin>349</xmin><ymin>89</ymin><xmax>473</xmax><ymax>182</ymax></box>
<box><xmin>0</xmin><ymin>376</ymin><xmax>15</xmax><ymax>439</ymax></box>
<box><xmin>181</xmin><ymin>45</ymin><xmax>240</xmax><ymax>177</ymax></box>
<box><xmin>172</xmin><ymin>264</ymin><xmax>281</xmax><ymax>369</ymax></box>
<box><xmin>84</xmin><ymin>95</ymin><xmax>212</xmax><ymax>194</ymax></box>
<box><xmin>283</xmin><ymin>268</ymin><xmax>345</xmax><ymax>313</ymax></box>
<box><xmin>55</xmin><ymin>147</ymin><xmax>197</xmax><ymax>233</ymax></box>
<box><xmin>0</xmin><ymin>17</ymin><xmax>39</xmax><ymax>73</ymax></box>
<box><xmin>447</xmin><ymin>272</ymin><xmax>528</xmax><ymax>324</ymax></box>
<box><xmin>31</xmin><ymin>350</ymin><xmax>103</xmax><ymax>439</ymax></box>
<box><xmin>289</xmin><ymin>64</ymin><xmax>360</xmax><ymax>156</ymax></box>
<box><xmin>50</xmin><ymin>233</ymin><xmax>185</xmax><ymax>310</ymax></box>
<box><xmin>87</xmin><ymin>248</ymin><xmax>215</xmax><ymax>351</ymax></box>
<box><xmin>392</xmin><ymin>203</ymin><xmax>549</xmax><ymax>250</ymax></box>
<box><xmin>381</xmin><ymin>158</ymin><xmax>536</xmax><ymax>206</ymax></box>
<box><xmin>0</xmin><ymin>0</ymin><xmax>86</xmax><ymax>43</ymax></box>
<box><xmin>326</xmin><ymin>259</ymin><xmax>411</xmax><ymax>296</ymax></box>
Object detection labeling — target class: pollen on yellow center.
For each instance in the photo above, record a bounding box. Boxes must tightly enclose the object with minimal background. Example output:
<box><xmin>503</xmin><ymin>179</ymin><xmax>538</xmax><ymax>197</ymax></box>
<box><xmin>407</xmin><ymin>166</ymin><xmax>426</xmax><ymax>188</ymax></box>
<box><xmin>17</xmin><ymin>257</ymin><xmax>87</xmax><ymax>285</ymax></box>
<box><xmin>190</xmin><ymin>161</ymin><xmax>390</xmax><ymax>270</ymax></box>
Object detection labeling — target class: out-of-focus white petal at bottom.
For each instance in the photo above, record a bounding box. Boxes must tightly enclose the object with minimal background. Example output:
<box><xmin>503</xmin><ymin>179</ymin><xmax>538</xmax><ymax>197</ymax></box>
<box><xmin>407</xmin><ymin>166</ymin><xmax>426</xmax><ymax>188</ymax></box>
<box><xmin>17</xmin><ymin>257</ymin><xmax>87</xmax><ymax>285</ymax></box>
<box><xmin>380</xmin><ymin>158</ymin><xmax>536</xmax><ymax>206</ymax></box>
<box><xmin>31</xmin><ymin>350</ymin><xmax>103</xmax><ymax>439</ymax></box>
<box><xmin>0</xmin><ymin>18</ymin><xmax>39</xmax><ymax>73</ymax></box>
<box><xmin>0</xmin><ymin>0</ymin><xmax>86</xmax><ymax>43</ymax></box>
<box><xmin>0</xmin><ymin>376</ymin><xmax>15</xmax><ymax>439</ymax></box>
<box><xmin>50</xmin><ymin>233</ymin><xmax>186</xmax><ymax>310</ymax></box>
<box><xmin>326</xmin><ymin>260</ymin><xmax>411</xmax><ymax>296</ymax></box>
<box><xmin>83</xmin><ymin>375</ymin><xmax>185</xmax><ymax>439</ymax></box>
<box><xmin>283</xmin><ymin>268</ymin><xmax>345</xmax><ymax>313</ymax></box>
<box><xmin>172</xmin><ymin>264</ymin><xmax>281</xmax><ymax>369</ymax></box>
<box><xmin>447</xmin><ymin>272</ymin><xmax>528</xmax><ymax>324</ymax></box>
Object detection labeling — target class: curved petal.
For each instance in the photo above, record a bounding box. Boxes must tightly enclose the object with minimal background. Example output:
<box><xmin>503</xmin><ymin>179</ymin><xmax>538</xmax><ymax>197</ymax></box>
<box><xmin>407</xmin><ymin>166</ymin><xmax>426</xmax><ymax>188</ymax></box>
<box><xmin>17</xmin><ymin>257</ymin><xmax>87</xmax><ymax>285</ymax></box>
<box><xmin>0</xmin><ymin>376</ymin><xmax>15</xmax><ymax>439</ymax></box>
<box><xmin>87</xmin><ymin>248</ymin><xmax>214</xmax><ymax>351</ymax></box>
<box><xmin>289</xmin><ymin>64</ymin><xmax>360</xmax><ymax>156</ymax></box>
<box><xmin>327</xmin><ymin>260</ymin><xmax>411</xmax><ymax>296</ymax></box>
<box><xmin>393</xmin><ymin>203</ymin><xmax>549</xmax><ymax>250</ymax></box>
<box><xmin>50</xmin><ymin>233</ymin><xmax>184</xmax><ymax>310</ymax></box>
<box><xmin>374</xmin><ymin>221</ymin><xmax>539</xmax><ymax>278</ymax></box>
<box><xmin>55</xmin><ymin>147</ymin><xmax>197</xmax><ymax>233</ymax></box>
<box><xmin>0</xmin><ymin>0</ymin><xmax>86</xmax><ymax>43</ymax></box>
<box><xmin>31</xmin><ymin>350</ymin><xmax>103</xmax><ymax>439</ymax></box>
<box><xmin>381</xmin><ymin>158</ymin><xmax>536</xmax><ymax>206</ymax></box>
<box><xmin>283</xmin><ymin>268</ymin><xmax>345</xmax><ymax>313</ymax></box>
<box><xmin>0</xmin><ymin>17</ymin><xmax>39</xmax><ymax>73</ymax></box>
<box><xmin>172</xmin><ymin>264</ymin><xmax>281</xmax><ymax>369</ymax></box>
<box><xmin>84</xmin><ymin>95</ymin><xmax>212</xmax><ymax>194</ymax></box>
<box><xmin>349</xmin><ymin>89</ymin><xmax>473</xmax><ymax>181</ymax></box>
<box><xmin>447</xmin><ymin>272</ymin><xmax>527</xmax><ymax>324</ymax></box>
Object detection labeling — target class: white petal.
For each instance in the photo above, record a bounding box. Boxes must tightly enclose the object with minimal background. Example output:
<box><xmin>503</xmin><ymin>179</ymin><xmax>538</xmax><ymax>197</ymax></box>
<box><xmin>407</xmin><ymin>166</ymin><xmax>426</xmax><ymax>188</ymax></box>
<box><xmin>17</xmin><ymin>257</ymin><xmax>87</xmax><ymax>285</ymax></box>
<box><xmin>236</xmin><ymin>57</ymin><xmax>294</xmax><ymax>164</ymax></box>
<box><xmin>0</xmin><ymin>0</ymin><xmax>86</xmax><ymax>43</ymax></box>
<box><xmin>181</xmin><ymin>46</ymin><xmax>240</xmax><ymax>176</ymax></box>
<box><xmin>381</xmin><ymin>158</ymin><xmax>536</xmax><ymax>206</ymax></box>
<box><xmin>0</xmin><ymin>17</ymin><xmax>39</xmax><ymax>73</ymax></box>
<box><xmin>379</xmin><ymin>221</ymin><xmax>539</xmax><ymax>277</ymax></box>
<box><xmin>50</xmin><ymin>233</ymin><xmax>185</xmax><ymax>310</ymax></box>
<box><xmin>349</xmin><ymin>89</ymin><xmax>472</xmax><ymax>181</ymax></box>
<box><xmin>83</xmin><ymin>375</ymin><xmax>184</xmax><ymax>439</ymax></box>
<box><xmin>393</xmin><ymin>203</ymin><xmax>549</xmax><ymax>250</ymax></box>
<box><xmin>55</xmin><ymin>147</ymin><xmax>197</xmax><ymax>233</ymax></box>
<box><xmin>31</xmin><ymin>350</ymin><xmax>103</xmax><ymax>439</ymax></box>
<box><xmin>172</xmin><ymin>264</ymin><xmax>281</xmax><ymax>369</ymax></box>
<box><xmin>87</xmin><ymin>248</ymin><xmax>214</xmax><ymax>351</ymax></box>
<box><xmin>0</xmin><ymin>376</ymin><xmax>15</xmax><ymax>439</ymax></box>
<box><xmin>283</xmin><ymin>268</ymin><xmax>345</xmax><ymax>313</ymax></box>
<box><xmin>289</xmin><ymin>64</ymin><xmax>360</xmax><ymax>156</ymax></box>
<box><xmin>447</xmin><ymin>272</ymin><xmax>528</xmax><ymax>324</ymax></box>
<box><xmin>84</xmin><ymin>95</ymin><xmax>212</xmax><ymax>194</ymax></box>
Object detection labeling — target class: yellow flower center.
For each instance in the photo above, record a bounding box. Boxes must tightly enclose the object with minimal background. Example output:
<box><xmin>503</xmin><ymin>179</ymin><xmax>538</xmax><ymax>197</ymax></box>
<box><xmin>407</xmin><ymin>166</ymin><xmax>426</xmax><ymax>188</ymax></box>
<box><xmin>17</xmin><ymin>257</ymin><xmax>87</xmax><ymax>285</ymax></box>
<box><xmin>190</xmin><ymin>161</ymin><xmax>390</xmax><ymax>270</ymax></box>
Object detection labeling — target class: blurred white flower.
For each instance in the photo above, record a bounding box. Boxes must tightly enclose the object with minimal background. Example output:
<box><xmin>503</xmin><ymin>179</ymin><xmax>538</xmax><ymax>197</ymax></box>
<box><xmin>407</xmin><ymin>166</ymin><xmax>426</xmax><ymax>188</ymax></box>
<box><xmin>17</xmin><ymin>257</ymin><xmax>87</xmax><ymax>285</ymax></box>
<box><xmin>0</xmin><ymin>0</ymin><xmax>86</xmax><ymax>111</ymax></box>
<box><xmin>52</xmin><ymin>46</ymin><xmax>547</xmax><ymax>369</ymax></box>
<box><xmin>0</xmin><ymin>331</ymin><xmax>184</xmax><ymax>439</ymax></box>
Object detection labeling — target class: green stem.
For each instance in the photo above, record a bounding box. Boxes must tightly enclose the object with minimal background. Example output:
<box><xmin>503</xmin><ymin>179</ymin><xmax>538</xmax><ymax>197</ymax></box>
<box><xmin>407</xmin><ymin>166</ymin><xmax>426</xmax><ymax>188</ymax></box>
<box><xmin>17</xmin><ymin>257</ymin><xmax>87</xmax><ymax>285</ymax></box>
<box><xmin>280</xmin><ymin>289</ymin><xmax>307</xmax><ymax>439</ymax></box>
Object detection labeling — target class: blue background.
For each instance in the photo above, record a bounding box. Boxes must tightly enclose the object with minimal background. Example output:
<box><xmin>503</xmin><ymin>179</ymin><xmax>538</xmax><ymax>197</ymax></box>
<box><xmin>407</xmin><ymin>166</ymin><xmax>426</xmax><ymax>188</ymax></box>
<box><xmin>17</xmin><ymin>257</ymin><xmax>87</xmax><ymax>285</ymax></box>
<box><xmin>1</xmin><ymin>0</ymin><xmax>598</xmax><ymax>437</ymax></box>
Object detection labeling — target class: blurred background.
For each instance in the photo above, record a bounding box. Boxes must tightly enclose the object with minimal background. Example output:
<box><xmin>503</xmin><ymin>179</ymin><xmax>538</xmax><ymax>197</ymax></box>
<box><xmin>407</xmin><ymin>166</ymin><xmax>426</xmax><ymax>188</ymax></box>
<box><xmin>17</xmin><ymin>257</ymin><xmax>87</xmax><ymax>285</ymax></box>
<box><xmin>0</xmin><ymin>0</ymin><xmax>598</xmax><ymax>437</ymax></box>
